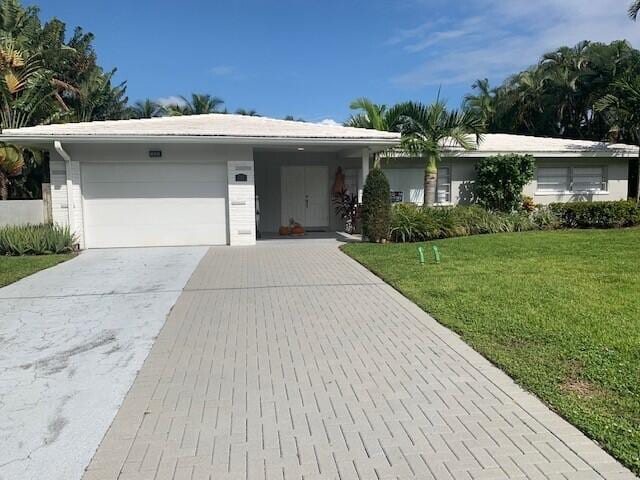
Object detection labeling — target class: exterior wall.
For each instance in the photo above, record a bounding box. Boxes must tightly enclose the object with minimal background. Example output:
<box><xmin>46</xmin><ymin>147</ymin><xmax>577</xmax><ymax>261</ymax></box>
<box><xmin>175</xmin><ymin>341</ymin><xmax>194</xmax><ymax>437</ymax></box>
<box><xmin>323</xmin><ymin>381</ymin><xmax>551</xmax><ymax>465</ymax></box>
<box><xmin>49</xmin><ymin>143</ymin><xmax>253</xmax><ymax>248</ymax></box>
<box><xmin>254</xmin><ymin>151</ymin><xmax>360</xmax><ymax>233</ymax></box>
<box><xmin>380</xmin><ymin>156</ymin><xmax>629</xmax><ymax>206</ymax></box>
<box><xmin>227</xmin><ymin>159</ymin><xmax>256</xmax><ymax>246</ymax></box>
<box><xmin>49</xmin><ymin>151</ymin><xmax>84</xmax><ymax>246</ymax></box>
<box><xmin>525</xmin><ymin>157</ymin><xmax>629</xmax><ymax>204</ymax></box>
<box><xmin>0</xmin><ymin>200</ymin><xmax>45</xmax><ymax>226</ymax></box>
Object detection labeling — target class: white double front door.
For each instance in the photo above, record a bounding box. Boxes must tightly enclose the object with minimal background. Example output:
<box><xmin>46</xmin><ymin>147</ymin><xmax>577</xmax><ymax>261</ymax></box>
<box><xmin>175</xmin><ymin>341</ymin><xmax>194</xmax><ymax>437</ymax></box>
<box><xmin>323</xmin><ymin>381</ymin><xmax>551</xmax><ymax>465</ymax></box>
<box><xmin>281</xmin><ymin>166</ymin><xmax>329</xmax><ymax>228</ymax></box>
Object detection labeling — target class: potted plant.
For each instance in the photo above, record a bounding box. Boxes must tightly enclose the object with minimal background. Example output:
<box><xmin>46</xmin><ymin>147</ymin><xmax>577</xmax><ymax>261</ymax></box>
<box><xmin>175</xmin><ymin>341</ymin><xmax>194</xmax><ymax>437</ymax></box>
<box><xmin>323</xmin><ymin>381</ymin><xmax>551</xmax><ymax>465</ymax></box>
<box><xmin>332</xmin><ymin>188</ymin><xmax>361</xmax><ymax>234</ymax></box>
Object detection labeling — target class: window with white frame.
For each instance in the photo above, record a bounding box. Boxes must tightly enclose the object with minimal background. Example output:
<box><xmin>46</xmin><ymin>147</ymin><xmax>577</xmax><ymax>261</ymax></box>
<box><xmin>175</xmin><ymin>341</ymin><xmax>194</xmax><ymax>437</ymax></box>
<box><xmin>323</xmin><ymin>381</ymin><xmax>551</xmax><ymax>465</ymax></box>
<box><xmin>536</xmin><ymin>166</ymin><xmax>606</xmax><ymax>193</ymax></box>
<box><xmin>437</xmin><ymin>167</ymin><xmax>451</xmax><ymax>203</ymax></box>
<box><xmin>572</xmin><ymin>167</ymin><xmax>607</xmax><ymax>192</ymax></box>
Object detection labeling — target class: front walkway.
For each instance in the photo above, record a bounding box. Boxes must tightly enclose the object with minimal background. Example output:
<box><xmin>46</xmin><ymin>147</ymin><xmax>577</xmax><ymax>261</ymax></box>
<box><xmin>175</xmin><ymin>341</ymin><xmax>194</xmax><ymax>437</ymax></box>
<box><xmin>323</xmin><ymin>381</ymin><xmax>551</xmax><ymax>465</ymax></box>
<box><xmin>83</xmin><ymin>240</ymin><xmax>635</xmax><ymax>480</ymax></box>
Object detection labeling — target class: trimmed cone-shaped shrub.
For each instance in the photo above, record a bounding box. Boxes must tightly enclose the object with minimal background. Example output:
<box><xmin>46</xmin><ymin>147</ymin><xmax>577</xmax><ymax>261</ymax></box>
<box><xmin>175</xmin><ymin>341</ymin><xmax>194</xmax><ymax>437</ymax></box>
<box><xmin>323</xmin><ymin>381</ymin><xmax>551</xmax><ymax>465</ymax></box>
<box><xmin>362</xmin><ymin>168</ymin><xmax>391</xmax><ymax>242</ymax></box>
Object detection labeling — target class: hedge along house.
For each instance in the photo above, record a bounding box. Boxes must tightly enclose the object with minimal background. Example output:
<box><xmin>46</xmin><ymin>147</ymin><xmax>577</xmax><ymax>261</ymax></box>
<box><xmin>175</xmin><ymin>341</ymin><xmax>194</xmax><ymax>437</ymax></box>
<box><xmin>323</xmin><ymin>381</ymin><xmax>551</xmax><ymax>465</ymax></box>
<box><xmin>379</xmin><ymin>134</ymin><xmax>638</xmax><ymax>206</ymax></box>
<box><xmin>0</xmin><ymin>114</ymin><xmax>400</xmax><ymax>249</ymax></box>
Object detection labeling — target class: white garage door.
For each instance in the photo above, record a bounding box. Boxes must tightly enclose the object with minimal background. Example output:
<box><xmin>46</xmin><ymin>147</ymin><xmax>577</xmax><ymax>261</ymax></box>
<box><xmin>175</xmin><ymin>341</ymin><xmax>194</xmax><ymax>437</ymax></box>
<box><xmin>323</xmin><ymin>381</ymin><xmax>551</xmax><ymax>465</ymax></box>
<box><xmin>82</xmin><ymin>161</ymin><xmax>228</xmax><ymax>248</ymax></box>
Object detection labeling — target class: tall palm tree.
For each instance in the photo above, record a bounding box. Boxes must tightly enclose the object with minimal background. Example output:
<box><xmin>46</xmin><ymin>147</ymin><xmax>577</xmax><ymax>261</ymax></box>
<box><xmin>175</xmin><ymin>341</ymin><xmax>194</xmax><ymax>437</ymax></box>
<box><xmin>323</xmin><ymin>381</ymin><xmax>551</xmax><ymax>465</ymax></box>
<box><xmin>129</xmin><ymin>99</ymin><xmax>163</xmax><ymax>119</ymax></box>
<box><xmin>166</xmin><ymin>93</ymin><xmax>224</xmax><ymax>116</ymax></box>
<box><xmin>347</xmin><ymin>97</ymin><xmax>416</xmax><ymax>168</ymax></box>
<box><xmin>0</xmin><ymin>143</ymin><xmax>23</xmax><ymax>200</ymax></box>
<box><xmin>596</xmin><ymin>77</ymin><xmax>640</xmax><ymax>199</ymax></box>
<box><xmin>629</xmin><ymin>0</ymin><xmax>640</xmax><ymax>20</ymax></box>
<box><xmin>346</xmin><ymin>98</ymin><xmax>390</xmax><ymax>130</ymax></box>
<box><xmin>463</xmin><ymin>79</ymin><xmax>496</xmax><ymax>129</ymax></box>
<box><xmin>395</xmin><ymin>100</ymin><xmax>484</xmax><ymax>206</ymax></box>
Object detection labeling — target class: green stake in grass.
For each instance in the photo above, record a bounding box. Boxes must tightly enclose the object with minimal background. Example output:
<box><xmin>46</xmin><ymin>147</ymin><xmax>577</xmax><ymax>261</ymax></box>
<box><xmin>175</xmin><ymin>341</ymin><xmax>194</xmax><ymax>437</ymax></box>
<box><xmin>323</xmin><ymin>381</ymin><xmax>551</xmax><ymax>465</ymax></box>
<box><xmin>417</xmin><ymin>246</ymin><xmax>425</xmax><ymax>265</ymax></box>
<box><xmin>432</xmin><ymin>245</ymin><xmax>441</xmax><ymax>264</ymax></box>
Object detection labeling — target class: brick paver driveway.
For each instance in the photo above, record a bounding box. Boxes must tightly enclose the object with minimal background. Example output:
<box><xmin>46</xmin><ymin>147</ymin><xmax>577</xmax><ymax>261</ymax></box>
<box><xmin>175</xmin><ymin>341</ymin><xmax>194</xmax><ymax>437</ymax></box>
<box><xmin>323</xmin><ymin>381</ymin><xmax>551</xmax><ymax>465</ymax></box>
<box><xmin>83</xmin><ymin>239</ymin><xmax>635</xmax><ymax>480</ymax></box>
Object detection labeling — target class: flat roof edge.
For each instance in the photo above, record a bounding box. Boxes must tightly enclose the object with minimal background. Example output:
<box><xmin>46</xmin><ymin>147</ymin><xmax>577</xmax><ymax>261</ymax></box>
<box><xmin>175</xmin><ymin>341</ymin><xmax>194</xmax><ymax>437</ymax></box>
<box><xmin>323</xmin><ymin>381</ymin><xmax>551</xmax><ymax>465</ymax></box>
<box><xmin>0</xmin><ymin>134</ymin><xmax>400</xmax><ymax>146</ymax></box>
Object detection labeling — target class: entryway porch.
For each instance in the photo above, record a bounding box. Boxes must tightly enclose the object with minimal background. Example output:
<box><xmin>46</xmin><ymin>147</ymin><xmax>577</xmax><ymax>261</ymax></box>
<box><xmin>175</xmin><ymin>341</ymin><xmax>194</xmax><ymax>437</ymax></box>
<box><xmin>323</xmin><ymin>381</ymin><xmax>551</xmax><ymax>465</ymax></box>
<box><xmin>253</xmin><ymin>146</ymin><xmax>369</xmax><ymax>237</ymax></box>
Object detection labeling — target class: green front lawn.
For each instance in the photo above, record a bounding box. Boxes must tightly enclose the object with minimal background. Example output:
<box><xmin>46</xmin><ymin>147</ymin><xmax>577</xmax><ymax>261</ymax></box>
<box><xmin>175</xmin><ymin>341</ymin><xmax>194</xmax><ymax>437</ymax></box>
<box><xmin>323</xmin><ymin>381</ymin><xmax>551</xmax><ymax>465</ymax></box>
<box><xmin>342</xmin><ymin>229</ymin><xmax>640</xmax><ymax>474</ymax></box>
<box><xmin>0</xmin><ymin>254</ymin><xmax>74</xmax><ymax>288</ymax></box>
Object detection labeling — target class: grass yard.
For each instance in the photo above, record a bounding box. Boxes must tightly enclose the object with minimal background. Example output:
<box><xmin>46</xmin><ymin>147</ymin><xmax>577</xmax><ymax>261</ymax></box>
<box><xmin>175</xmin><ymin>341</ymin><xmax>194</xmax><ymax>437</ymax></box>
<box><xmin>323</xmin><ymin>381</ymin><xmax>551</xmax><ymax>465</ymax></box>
<box><xmin>342</xmin><ymin>228</ymin><xmax>640</xmax><ymax>474</ymax></box>
<box><xmin>0</xmin><ymin>254</ymin><xmax>74</xmax><ymax>288</ymax></box>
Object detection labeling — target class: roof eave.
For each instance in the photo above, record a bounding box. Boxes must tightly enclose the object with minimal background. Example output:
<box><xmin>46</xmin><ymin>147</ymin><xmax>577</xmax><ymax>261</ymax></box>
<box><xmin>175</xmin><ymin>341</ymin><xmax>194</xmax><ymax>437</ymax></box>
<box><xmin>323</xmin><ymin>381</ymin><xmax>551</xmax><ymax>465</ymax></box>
<box><xmin>0</xmin><ymin>134</ymin><xmax>401</xmax><ymax>148</ymax></box>
<box><xmin>445</xmin><ymin>149</ymin><xmax>639</xmax><ymax>158</ymax></box>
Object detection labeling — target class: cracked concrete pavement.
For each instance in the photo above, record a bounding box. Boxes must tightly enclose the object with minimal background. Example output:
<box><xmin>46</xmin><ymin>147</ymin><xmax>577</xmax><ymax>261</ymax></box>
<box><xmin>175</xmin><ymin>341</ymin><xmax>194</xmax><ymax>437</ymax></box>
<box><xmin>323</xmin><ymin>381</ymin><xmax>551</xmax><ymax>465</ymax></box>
<box><xmin>0</xmin><ymin>247</ymin><xmax>207</xmax><ymax>480</ymax></box>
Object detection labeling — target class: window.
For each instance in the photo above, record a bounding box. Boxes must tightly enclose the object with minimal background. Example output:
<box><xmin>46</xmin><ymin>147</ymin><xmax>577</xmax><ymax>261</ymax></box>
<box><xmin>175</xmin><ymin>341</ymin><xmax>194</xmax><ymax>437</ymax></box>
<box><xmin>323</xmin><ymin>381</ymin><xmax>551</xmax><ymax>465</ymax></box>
<box><xmin>437</xmin><ymin>167</ymin><xmax>451</xmax><ymax>203</ymax></box>
<box><xmin>537</xmin><ymin>167</ymin><xmax>570</xmax><ymax>192</ymax></box>
<box><xmin>572</xmin><ymin>167</ymin><xmax>606</xmax><ymax>192</ymax></box>
<box><xmin>536</xmin><ymin>166</ymin><xmax>606</xmax><ymax>193</ymax></box>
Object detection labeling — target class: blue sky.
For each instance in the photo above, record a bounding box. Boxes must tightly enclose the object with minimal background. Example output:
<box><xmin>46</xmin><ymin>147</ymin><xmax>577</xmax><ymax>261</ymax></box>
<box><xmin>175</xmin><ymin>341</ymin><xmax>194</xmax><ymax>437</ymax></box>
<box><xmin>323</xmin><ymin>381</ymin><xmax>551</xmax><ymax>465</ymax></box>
<box><xmin>34</xmin><ymin>0</ymin><xmax>640</xmax><ymax>123</ymax></box>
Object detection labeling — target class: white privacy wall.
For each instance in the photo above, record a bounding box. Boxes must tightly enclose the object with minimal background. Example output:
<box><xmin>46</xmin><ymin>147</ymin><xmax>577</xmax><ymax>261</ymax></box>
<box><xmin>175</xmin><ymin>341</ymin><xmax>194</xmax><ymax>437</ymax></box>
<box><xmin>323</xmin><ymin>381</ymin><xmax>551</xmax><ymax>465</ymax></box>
<box><xmin>0</xmin><ymin>200</ymin><xmax>45</xmax><ymax>226</ymax></box>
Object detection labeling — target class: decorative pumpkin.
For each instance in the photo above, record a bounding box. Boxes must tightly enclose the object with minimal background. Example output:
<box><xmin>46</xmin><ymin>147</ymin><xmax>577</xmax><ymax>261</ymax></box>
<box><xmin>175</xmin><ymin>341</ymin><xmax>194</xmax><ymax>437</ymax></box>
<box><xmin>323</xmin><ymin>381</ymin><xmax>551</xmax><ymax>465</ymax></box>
<box><xmin>291</xmin><ymin>225</ymin><xmax>305</xmax><ymax>236</ymax></box>
<box><xmin>279</xmin><ymin>226</ymin><xmax>290</xmax><ymax>236</ymax></box>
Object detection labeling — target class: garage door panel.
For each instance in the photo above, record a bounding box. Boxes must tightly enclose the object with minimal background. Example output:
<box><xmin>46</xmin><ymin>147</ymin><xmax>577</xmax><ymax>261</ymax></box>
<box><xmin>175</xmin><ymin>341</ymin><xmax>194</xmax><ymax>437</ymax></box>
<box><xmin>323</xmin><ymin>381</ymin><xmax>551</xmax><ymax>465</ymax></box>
<box><xmin>82</xmin><ymin>162</ymin><xmax>228</xmax><ymax>248</ymax></box>
<box><xmin>85</xmin><ymin>198</ymin><xmax>227</xmax><ymax>225</ymax></box>
<box><xmin>85</xmin><ymin>162</ymin><xmax>226</xmax><ymax>183</ymax></box>
<box><xmin>86</xmin><ymin>224</ymin><xmax>227</xmax><ymax>248</ymax></box>
<box><xmin>84</xmin><ymin>181</ymin><xmax>225</xmax><ymax>199</ymax></box>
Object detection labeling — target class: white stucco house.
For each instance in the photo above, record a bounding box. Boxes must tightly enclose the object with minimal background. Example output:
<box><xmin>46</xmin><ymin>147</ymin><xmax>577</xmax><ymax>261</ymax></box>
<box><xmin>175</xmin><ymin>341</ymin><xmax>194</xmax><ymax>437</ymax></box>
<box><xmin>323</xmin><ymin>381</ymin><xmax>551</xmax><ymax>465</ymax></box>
<box><xmin>1</xmin><ymin>114</ymin><xmax>637</xmax><ymax>249</ymax></box>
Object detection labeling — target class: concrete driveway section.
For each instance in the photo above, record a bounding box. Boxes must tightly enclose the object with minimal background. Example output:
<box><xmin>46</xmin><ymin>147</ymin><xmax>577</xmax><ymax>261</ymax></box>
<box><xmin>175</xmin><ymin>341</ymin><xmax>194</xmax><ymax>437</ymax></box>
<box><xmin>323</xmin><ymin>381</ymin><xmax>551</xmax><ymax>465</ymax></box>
<box><xmin>83</xmin><ymin>241</ymin><xmax>635</xmax><ymax>480</ymax></box>
<box><xmin>0</xmin><ymin>247</ymin><xmax>208</xmax><ymax>480</ymax></box>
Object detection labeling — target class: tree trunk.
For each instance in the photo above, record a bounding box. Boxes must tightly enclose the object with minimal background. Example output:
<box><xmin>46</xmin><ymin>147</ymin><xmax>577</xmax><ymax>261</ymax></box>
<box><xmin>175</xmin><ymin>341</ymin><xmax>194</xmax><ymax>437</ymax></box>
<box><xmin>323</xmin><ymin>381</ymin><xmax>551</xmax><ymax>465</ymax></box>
<box><xmin>372</xmin><ymin>152</ymin><xmax>380</xmax><ymax>169</ymax></box>
<box><xmin>629</xmin><ymin>149</ymin><xmax>640</xmax><ymax>201</ymax></box>
<box><xmin>423</xmin><ymin>153</ymin><xmax>438</xmax><ymax>206</ymax></box>
<box><xmin>636</xmin><ymin>148</ymin><xmax>640</xmax><ymax>202</ymax></box>
<box><xmin>0</xmin><ymin>172</ymin><xmax>8</xmax><ymax>200</ymax></box>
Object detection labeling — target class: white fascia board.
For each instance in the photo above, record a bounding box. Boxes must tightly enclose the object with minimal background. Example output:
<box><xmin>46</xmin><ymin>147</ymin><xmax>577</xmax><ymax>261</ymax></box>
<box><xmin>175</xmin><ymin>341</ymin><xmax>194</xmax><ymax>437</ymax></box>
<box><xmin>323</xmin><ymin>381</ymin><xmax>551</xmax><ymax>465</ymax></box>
<box><xmin>0</xmin><ymin>135</ymin><xmax>400</xmax><ymax>148</ymax></box>
<box><xmin>445</xmin><ymin>150</ymin><xmax>638</xmax><ymax>158</ymax></box>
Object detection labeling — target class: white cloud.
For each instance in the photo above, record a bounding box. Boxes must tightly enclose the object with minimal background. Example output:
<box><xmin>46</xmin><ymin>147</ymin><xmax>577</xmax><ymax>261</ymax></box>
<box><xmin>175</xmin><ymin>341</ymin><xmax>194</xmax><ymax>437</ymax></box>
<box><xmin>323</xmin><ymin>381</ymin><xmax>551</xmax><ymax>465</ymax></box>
<box><xmin>317</xmin><ymin>118</ymin><xmax>342</xmax><ymax>127</ymax></box>
<box><xmin>209</xmin><ymin>65</ymin><xmax>236</xmax><ymax>77</ymax></box>
<box><xmin>156</xmin><ymin>95</ymin><xmax>186</xmax><ymax>107</ymax></box>
<box><xmin>390</xmin><ymin>0</ymin><xmax>640</xmax><ymax>88</ymax></box>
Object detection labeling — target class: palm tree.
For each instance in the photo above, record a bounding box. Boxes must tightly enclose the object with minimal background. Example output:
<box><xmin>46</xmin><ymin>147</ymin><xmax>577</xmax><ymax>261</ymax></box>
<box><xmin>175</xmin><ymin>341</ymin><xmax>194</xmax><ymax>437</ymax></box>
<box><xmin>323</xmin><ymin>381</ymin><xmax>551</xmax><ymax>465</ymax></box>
<box><xmin>347</xmin><ymin>97</ymin><xmax>414</xmax><ymax>167</ymax></box>
<box><xmin>166</xmin><ymin>93</ymin><xmax>224</xmax><ymax>116</ymax></box>
<box><xmin>0</xmin><ymin>143</ymin><xmax>23</xmax><ymax>200</ymax></box>
<box><xmin>0</xmin><ymin>40</ymin><xmax>60</xmax><ymax>128</ymax></box>
<box><xmin>463</xmin><ymin>79</ymin><xmax>496</xmax><ymax>129</ymax></box>
<box><xmin>346</xmin><ymin>98</ymin><xmax>390</xmax><ymax>130</ymax></box>
<box><xmin>69</xmin><ymin>68</ymin><xmax>127</xmax><ymax>122</ymax></box>
<box><xmin>395</xmin><ymin>100</ymin><xmax>484</xmax><ymax>206</ymax></box>
<box><xmin>629</xmin><ymin>0</ymin><xmax>640</xmax><ymax>19</ymax></box>
<box><xmin>129</xmin><ymin>99</ymin><xmax>164</xmax><ymax>119</ymax></box>
<box><xmin>235</xmin><ymin>108</ymin><xmax>259</xmax><ymax>116</ymax></box>
<box><xmin>596</xmin><ymin>77</ymin><xmax>640</xmax><ymax>199</ymax></box>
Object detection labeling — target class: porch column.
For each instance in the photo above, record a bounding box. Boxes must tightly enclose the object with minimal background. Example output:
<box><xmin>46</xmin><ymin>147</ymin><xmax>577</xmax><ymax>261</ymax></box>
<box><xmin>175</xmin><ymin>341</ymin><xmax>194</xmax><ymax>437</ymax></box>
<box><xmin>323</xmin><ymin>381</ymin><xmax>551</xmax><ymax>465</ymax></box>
<box><xmin>227</xmin><ymin>157</ymin><xmax>256</xmax><ymax>246</ymax></box>
<box><xmin>359</xmin><ymin>147</ymin><xmax>370</xmax><ymax>202</ymax></box>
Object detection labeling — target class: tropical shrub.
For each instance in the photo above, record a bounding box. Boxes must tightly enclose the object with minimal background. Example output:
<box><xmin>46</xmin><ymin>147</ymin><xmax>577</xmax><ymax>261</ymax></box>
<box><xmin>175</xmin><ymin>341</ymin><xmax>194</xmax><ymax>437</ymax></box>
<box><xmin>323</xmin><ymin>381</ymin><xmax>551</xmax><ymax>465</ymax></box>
<box><xmin>0</xmin><ymin>224</ymin><xmax>76</xmax><ymax>255</ymax></box>
<box><xmin>389</xmin><ymin>204</ymin><xmax>541</xmax><ymax>243</ymax></box>
<box><xmin>361</xmin><ymin>168</ymin><xmax>391</xmax><ymax>242</ymax></box>
<box><xmin>550</xmin><ymin>201</ymin><xmax>640</xmax><ymax>228</ymax></box>
<box><xmin>332</xmin><ymin>188</ymin><xmax>361</xmax><ymax>234</ymax></box>
<box><xmin>475</xmin><ymin>154</ymin><xmax>535</xmax><ymax>212</ymax></box>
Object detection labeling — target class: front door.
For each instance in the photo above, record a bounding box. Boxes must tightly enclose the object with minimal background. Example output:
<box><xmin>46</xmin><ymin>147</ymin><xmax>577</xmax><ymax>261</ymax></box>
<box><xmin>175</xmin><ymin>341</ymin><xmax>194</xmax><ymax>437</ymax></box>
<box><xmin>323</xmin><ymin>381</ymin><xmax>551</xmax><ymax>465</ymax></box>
<box><xmin>281</xmin><ymin>166</ymin><xmax>329</xmax><ymax>228</ymax></box>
